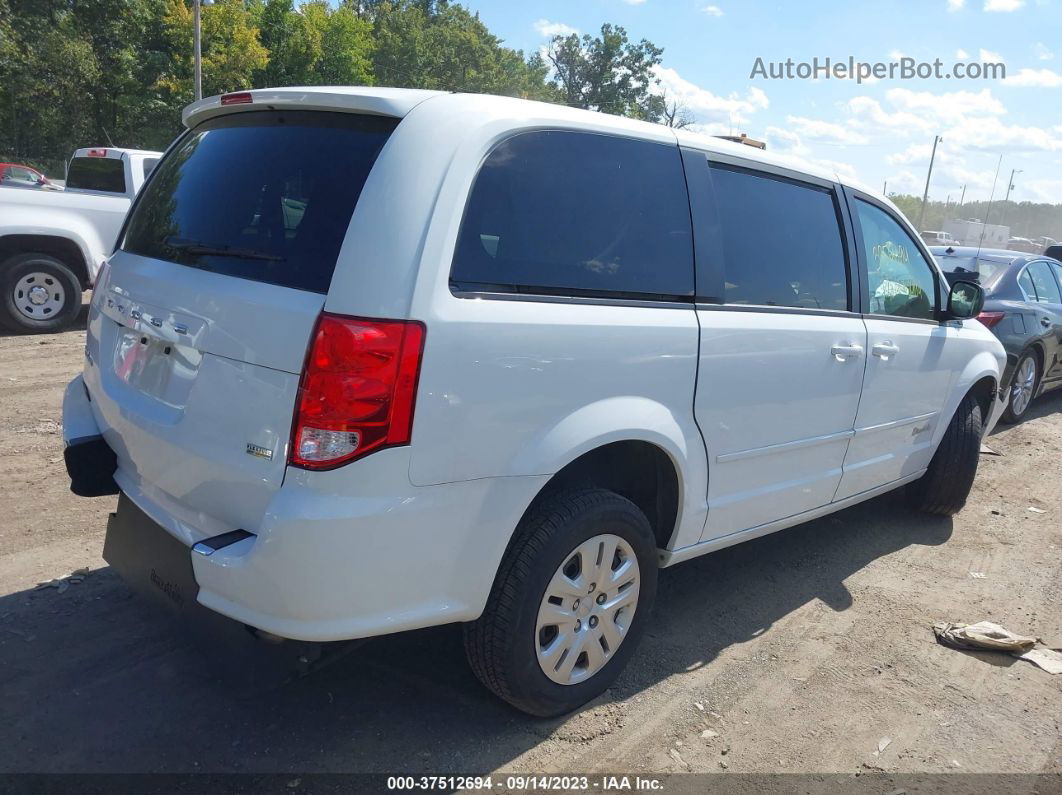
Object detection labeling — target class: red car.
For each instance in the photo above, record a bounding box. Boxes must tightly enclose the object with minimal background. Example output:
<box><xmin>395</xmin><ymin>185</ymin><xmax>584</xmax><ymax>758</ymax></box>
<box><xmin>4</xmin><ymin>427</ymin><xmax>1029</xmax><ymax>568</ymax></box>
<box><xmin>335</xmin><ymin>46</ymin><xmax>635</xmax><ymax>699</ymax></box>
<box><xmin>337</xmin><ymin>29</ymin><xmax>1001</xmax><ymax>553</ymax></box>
<box><xmin>0</xmin><ymin>162</ymin><xmax>49</xmax><ymax>188</ymax></box>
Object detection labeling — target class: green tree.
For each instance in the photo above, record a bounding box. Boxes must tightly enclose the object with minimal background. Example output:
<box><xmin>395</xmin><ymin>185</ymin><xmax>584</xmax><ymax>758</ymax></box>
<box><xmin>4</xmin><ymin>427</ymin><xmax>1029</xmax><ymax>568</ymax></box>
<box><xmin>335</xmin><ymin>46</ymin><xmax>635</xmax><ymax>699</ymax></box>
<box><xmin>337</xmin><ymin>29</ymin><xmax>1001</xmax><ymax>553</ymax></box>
<box><xmin>158</xmin><ymin>0</ymin><xmax>268</xmax><ymax>103</ymax></box>
<box><xmin>546</xmin><ymin>24</ymin><xmax>663</xmax><ymax>119</ymax></box>
<box><xmin>370</xmin><ymin>0</ymin><xmax>555</xmax><ymax>99</ymax></box>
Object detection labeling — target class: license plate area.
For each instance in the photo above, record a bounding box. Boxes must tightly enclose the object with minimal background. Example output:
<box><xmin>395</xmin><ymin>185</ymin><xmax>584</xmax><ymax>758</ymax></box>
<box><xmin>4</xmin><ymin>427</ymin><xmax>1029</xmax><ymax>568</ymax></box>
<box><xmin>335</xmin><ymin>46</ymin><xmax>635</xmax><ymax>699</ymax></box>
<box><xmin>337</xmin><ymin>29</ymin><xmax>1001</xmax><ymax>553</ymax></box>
<box><xmin>112</xmin><ymin>323</ymin><xmax>202</xmax><ymax>407</ymax></box>
<box><xmin>103</xmin><ymin>493</ymin><xmax>200</xmax><ymax>617</ymax></box>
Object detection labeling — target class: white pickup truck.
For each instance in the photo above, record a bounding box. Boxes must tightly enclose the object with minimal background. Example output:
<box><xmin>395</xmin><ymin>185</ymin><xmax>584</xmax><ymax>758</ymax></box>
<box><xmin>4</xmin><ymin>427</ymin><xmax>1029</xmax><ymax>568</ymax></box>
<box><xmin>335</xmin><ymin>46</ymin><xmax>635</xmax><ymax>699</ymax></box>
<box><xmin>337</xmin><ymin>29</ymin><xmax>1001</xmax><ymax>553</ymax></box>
<box><xmin>0</xmin><ymin>147</ymin><xmax>161</xmax><ymax>332</ymax></box>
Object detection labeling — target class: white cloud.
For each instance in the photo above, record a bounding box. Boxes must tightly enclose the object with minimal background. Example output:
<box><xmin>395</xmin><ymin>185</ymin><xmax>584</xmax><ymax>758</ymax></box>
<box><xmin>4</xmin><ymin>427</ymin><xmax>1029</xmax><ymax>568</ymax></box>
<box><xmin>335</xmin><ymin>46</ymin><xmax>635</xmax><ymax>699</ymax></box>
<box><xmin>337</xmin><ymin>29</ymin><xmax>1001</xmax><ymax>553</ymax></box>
<box><xmin>763</xmin><ymin>126</ymin><xmax>859</xmax><ymax>181</ymax></box>
<box><xmin>785</xmin><ymin>115</ymin><xmax>869</xmax><ymax>145</ymax></box>
<box><xmin>1034</xmin><ymin>43</ymin><xmax>1054</xmax><ymax>61</ymax></box>
<box><xmin>847</xmin><ymin>96</ymin><xmax>934</xmax><ymax>133</ymax></box>
<box><xmin>621</xmin><ymin>0</ymin><xmax>648</xmax><ymax>4</ymax></box>
<box><xmin>888</xmin><ymin>49</ymin><xmax>907</xmax><ymax>60</ymax></box>
<box><xmin>1006</xmin><ymin>67</ymin><xmax>1062</xmax><ymax>86</ymax></box>
<box><xmin>652</xmin><ymin>65</ymin><xmax>768</xmax><ymax>125</ymax></box>
<box><xmin>956</xmin><ymin>48</ymin><xmax>970</xmax><ymax>59</ymax></box>
<box><xmin>945</xmin><ymin>116</ymin><xmax>1062</xmax><ymax>152</ymax></box>
<box><xmin>947</xmin><ymin>0</ymin><xmax>966</xmax><ymax>10</ymax></box>
<box><xmin>979</xmin><ymin>48</ymin><xmax>1005</xmax><ymax>64</ymax></box>
<box><xmin>885</xmin><ymin>86</ymin><xmax>1007</xmax><ymax>119</ymax></box>
<box><xmin>984</xmin><ymin>0</ymin><xmax>1024</xmax><ymax>10</ymax></box>
<box><xmin>702</xmin><ymin>5</ymin><xmax>724</xmax><ymax>16</ymax></box>
<box><xmin>1021</xmin><ymin>177</ymin><xmax>1062</xmax><ymax>202</ymax></box>
<box><xmin>533</xmin><ymin>19</ymin><xmax>579</xmax><ymax>38</ymax></box>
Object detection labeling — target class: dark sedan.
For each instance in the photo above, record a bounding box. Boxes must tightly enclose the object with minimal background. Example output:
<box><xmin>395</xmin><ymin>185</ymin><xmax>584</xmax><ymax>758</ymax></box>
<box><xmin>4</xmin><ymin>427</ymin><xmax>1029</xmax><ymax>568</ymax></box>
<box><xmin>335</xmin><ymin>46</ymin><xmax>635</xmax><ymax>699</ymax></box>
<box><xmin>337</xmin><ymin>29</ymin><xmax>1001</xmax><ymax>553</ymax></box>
<box><xmin>932</xmin><ymin>246</ymin><xmax>1062</xmax><ymax>423</ymax></box>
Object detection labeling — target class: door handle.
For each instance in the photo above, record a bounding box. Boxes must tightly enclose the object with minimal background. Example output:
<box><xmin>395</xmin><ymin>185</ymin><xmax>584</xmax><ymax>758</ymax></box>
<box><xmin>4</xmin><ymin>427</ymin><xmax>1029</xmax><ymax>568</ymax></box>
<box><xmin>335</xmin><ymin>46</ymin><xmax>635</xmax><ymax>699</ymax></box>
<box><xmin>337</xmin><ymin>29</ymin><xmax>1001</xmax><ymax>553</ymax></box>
<box><xmin>831</xmin><ymin>343</ymin><xmax>864</xmax><ymax>361</ymax></box>
<box><xmin>872</xmin><ymin>342</ymin><xmax>900</xmax><ymax>360</ymax></box>
<box><xmin>1042</xmin><ymin>317</ymin><xmax>1051</xmax><ymax>328</ymax></box>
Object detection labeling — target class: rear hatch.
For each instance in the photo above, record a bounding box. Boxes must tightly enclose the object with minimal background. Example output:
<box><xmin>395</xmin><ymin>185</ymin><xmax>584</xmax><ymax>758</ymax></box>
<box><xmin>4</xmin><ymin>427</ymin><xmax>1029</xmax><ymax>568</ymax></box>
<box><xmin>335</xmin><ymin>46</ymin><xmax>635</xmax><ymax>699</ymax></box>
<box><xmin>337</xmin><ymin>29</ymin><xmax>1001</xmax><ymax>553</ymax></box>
<box><xmin>84</xmin><ymin>109</ymin><xmax>398</xmax><ymax>539</ymax></box>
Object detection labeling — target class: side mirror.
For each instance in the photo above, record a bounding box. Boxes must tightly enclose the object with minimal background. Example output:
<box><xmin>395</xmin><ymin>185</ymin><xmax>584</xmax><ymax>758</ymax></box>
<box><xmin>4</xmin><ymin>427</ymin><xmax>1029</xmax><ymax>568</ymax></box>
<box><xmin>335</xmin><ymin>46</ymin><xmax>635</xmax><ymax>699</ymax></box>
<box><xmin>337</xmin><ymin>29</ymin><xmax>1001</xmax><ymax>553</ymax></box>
<box><xmin>946</xmin><ymin>280</ymin><xmax>984</xmax><ymax>320</ymax></box>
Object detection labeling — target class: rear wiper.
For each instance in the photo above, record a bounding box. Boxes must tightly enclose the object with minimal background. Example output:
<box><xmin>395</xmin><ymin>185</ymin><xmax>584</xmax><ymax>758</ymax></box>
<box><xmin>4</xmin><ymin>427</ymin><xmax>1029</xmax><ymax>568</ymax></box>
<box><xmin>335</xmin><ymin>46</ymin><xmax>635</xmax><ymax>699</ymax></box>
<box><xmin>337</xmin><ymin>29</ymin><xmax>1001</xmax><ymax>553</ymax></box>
<box><xmin>164</xmin><ymin>236</ymin><xmax>285</xmax><ymax>262</ymax></box>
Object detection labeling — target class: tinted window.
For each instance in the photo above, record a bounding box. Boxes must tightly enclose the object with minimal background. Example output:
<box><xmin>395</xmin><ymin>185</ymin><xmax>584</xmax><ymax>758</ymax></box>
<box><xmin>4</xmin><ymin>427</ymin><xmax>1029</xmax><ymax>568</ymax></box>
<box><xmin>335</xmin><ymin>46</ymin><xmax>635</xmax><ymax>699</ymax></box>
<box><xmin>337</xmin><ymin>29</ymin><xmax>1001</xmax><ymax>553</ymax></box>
<box><xmin>141</xmin><ymin>158</ymin><xmax>159</xmax><ymax>181</ymax></box>
<box><xmin>709</xmin><ymin>166</ymin><xmax>848</xmax><ymax>310</ymax></box>
<box><xmin>122</xmin><ymin>111</ymin><xmax>397</xmax><ymax>294</ymax></box>
<box><xmin>933</xmin><ymin>254</ymin><xmax>1009</xmax><ymax>288</ymax></box>
<box><xmin>1027</xmin><ymin>261</ymin><xmax>1062</xmax><ymax>304</ymax></box>
<box><xmin>67</xmin><ymin>156</ymin><xmax>126</xmax><ymax>193</ymax></box>
<box><xmin>452</xmin><ymin>131</ymin><xmax>693</xmax><ymax>298</ymax></box>
<box><xmin>1018</xmin><ymin>268</ymin><xmax>1037</xmax><ymax>300</ymax></box>
<box><xmin>856</xmin><ymin>200</ymin><xmax>938</xmax><ymax>320</ymax></box>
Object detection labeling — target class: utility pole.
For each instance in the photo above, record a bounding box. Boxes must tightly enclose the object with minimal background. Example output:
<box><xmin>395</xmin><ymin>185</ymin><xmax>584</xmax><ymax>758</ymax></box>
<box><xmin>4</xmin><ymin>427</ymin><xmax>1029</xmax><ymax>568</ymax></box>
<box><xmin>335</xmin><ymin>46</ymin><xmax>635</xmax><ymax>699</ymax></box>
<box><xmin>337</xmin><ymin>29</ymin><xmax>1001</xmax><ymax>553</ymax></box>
<box><xmin>194</xmin><ymin>0</ymin><xmax>203</xmax><ymax>101</ymax></box>
<box><xmin>957</xmin><ymin>183</ymin><xmax>966</xmax><ymax>215</ymax></box>
<box><xmin>882</xmin><ymin>180</ymin><xmax>887</xmax><ymax>195</ymax></box>
<box><xmin>917</xmin><ymin>135</ymin><xmax>942</xmax><ymax>232</ymax></box>
<box><xmin>1000</xmin><ymin>168</ymin><xmax>1022</xmax><ymax>227</ymax></box>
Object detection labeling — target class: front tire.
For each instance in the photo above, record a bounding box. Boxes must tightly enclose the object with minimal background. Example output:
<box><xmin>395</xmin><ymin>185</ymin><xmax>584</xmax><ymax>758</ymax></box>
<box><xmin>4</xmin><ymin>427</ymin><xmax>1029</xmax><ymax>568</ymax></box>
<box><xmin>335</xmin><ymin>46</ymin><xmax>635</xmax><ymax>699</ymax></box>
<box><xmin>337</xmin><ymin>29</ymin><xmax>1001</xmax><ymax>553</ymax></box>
<box><xmin>0</xmin><ymin>253</ymin><xmax>83</xmax><ymax>333</ymax></box>
<box><xmin>1000</xmin><ymin>352</ymin><xmax>1039</xmax><ymax>424</ymax></box>
<box><xmin>907</xmin><ymin>392</ymin><xmax>983</xmax><ymax>516</ymax></box>
<box><xmin>465</xmin><ymin>488</ymin><xmax>658</xmax><ymax>717</ymax></box>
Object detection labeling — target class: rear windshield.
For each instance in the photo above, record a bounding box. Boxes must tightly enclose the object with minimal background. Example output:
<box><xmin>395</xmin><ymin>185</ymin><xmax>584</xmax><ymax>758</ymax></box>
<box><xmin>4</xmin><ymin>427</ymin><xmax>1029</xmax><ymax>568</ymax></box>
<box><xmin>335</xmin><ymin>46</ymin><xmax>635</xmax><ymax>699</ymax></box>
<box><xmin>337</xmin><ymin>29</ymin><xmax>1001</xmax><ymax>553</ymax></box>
<box><xmin>934</xmin><ymin>254</ymin><xmax>1010</xmax><ymax>288</ymax></box>
<box><xmin>67</xmin><ymin>156</ymin><xmax>126</xmax><ymax>193</ymax></box>
<box><xmin>121</xmin><ymin>111</ymin><xmax>398</xmax><ymax>294</ymax></box>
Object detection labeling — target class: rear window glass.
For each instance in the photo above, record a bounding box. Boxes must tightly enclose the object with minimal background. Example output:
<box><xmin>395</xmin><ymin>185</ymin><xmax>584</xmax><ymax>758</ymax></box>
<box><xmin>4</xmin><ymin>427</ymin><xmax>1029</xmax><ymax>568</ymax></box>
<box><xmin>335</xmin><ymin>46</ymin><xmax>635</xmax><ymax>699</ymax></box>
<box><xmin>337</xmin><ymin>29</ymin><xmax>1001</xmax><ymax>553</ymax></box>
<box><xmin>933</xmin><ymin>255</ymin><xmax>1009</xmax><ymax>288</ymax></box>
<box><xmin>67</xmin><ymin>156</ymin><xmax>126</xmax><ymax>193</ymax></box>
<box><xmin>451</xmin><ymin>130</ymin><xmax>694</xmax><ymax>299</ymax></box>
<box><xmin>121</xmin><ymin>111</ymin><xmax>397</xmax><ymax>294</ymax></box>
<box><xmin>710</xmin><ymin>165</ymin><xmax>849</xmax><ymax>311</ymax></box>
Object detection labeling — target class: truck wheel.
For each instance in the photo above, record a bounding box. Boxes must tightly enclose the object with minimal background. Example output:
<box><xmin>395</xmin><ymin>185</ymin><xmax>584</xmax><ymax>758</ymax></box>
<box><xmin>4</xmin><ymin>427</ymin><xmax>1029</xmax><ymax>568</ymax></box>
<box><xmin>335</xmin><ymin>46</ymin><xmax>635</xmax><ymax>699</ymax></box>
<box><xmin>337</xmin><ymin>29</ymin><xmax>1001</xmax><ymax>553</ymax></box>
<box><xmin>906</xmin><ymin>392</ymin><xmax>983</xmax><ymax>517</ymax></box>
<box><xmin>464</xmin><ymin>488</ymin><xmax>658</xmax><ymax>717</ymax></box>
<box><xmin>0</xmin><ymin>253</ymin><xmax>83</xmax><ymax>333</ymax></box>
<box><xmin>1000</xmin><ymin>351</ymin><xmax>1039</xmax><ymax>424</ymax></box>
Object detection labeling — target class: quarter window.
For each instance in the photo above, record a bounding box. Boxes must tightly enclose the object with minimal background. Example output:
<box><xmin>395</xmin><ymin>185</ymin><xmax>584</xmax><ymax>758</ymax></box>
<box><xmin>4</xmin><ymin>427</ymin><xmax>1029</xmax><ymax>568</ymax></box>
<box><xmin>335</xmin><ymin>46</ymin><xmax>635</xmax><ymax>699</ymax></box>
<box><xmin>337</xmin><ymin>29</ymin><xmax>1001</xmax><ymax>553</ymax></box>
<box><xmin>708</xmin><ymin>165</ymin><xmax>849</xmax><ymax>311</ymax></box>
<box><xmin>1026</xmin><ymin>261</ymin><xmax>1062</xmax><ymax>304</ymax></box>
<box><xmin>451</xmin><ymin>131</ymin><xmax>694</xmax><ymax>299</ymax></box>
<box><xmin>1018</xmin><ymin>268</ymin><xmax>1036</xmax><ymax>300</ymax></box>
<box><xmin>855</xmin><ymin>200</ymin><xmax>938</xmax><ymax>320</ymax></box>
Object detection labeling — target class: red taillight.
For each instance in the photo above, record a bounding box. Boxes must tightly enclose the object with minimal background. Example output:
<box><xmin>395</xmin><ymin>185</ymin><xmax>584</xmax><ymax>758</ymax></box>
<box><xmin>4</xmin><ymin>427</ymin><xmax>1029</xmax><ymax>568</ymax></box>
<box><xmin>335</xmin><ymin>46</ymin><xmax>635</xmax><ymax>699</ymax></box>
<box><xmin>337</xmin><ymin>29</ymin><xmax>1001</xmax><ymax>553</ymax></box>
<box><xmin>977</xmin><ymin>311</ymin><xmax>1005</xmax><ymax>329</ymax></box>
<box><xmin>87</xmin><ymin>148</ymin><xmax>107</xmax><ymax>157</ymax></box>
<box><xmin>290</xmin><ymin>314</ymin><xmax>425</xmax><ymax>470</ymax></box>
<box><xmin>221</xmin><ymin>92</ymin><xmax>253</xmax><ymax>106</ymax></box>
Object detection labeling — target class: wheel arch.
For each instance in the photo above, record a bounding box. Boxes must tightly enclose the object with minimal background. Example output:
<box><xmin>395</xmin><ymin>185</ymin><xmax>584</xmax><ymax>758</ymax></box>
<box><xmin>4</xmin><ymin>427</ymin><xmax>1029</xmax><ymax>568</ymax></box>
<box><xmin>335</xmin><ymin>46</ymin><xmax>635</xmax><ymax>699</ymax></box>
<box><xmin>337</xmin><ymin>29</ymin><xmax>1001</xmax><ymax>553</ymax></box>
<box><xmin>0</xmin><ymin>234</ymin><xmax>92</xmax><ymax>287</ymax></box>
<box><xmin>528</xmin><ymin>439</ymin><xmax>682</xmax><ymax>552</ymax></box>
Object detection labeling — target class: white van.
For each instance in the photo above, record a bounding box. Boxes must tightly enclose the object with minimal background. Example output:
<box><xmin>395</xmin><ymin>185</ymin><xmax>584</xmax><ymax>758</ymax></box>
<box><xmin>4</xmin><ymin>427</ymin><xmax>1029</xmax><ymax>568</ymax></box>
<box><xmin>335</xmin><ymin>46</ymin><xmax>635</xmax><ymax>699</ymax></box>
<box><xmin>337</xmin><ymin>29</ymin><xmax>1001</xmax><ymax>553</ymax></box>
<box><xmin>63</xmin><ymin>87</ymin><xmax>1006</xmax><ymax>716</ymax></box>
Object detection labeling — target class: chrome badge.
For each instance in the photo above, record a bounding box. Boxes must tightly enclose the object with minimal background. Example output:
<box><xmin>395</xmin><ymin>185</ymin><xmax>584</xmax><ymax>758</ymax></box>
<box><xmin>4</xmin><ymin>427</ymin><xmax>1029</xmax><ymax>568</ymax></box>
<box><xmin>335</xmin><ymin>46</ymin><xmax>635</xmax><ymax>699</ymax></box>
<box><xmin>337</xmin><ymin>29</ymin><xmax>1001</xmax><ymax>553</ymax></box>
<box><xmin>246</xmin><ymin>443</ymin><xmax>274</xmax><ymax>460</ymax></box>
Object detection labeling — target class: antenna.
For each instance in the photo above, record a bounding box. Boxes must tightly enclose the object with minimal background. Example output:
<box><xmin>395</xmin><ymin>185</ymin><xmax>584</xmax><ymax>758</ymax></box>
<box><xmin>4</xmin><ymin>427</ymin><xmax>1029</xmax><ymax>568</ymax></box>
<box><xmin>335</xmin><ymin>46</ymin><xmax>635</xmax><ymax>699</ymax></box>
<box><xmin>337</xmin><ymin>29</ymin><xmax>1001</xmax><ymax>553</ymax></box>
<box><xmin>976</xmin><ymin>154</ymin><xmax>1004</xmax><ymax>260</ymax></box>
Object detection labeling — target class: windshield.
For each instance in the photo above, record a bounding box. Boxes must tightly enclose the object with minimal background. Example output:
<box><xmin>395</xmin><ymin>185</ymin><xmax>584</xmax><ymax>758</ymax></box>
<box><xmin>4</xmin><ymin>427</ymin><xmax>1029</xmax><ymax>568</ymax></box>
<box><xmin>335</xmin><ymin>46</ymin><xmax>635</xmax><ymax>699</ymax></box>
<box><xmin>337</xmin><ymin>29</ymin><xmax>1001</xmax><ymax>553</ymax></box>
<box><xmin>121</xmin><ymin>110</ymin><xmax>398</xmax><ymax>294</ymax></box>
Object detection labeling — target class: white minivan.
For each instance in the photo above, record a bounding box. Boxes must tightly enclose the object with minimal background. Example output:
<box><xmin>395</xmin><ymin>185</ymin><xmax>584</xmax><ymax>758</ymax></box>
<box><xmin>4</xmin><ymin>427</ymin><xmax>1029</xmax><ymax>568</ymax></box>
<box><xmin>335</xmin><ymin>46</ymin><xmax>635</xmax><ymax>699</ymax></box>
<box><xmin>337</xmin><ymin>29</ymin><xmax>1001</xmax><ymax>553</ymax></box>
<box><xmin>63</xmin><ymin>87</ymin><xmax>1007</xmax><ymax>716</ymax></box>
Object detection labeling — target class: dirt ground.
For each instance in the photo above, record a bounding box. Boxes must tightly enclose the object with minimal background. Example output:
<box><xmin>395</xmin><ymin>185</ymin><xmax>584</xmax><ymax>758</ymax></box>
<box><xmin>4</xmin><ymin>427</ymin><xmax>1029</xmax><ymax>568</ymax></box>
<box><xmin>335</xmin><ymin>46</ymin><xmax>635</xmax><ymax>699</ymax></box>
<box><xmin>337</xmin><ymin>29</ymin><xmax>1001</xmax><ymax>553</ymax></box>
<box><xmin>1</xmin><ymin>304</ymin><xmax>1060</xmax><ymax>779</ymax></box>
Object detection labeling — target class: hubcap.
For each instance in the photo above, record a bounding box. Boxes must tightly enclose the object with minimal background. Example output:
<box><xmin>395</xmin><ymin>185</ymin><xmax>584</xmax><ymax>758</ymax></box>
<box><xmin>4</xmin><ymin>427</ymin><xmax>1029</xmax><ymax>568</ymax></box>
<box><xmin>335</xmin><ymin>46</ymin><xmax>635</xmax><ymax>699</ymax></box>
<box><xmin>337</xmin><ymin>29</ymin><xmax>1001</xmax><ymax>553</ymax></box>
<box><xmin>535</xmin><ymin>534</ymin><xmax>640</xmax><ymax>686</ymax></box>
<box><xmin>13</xmin><ymin>272</ymin><xmax>65</xmax><ymax>321</ymax></box>
<box><xmin>1010</xmin><ymin>357</ymin><xmax>1037</xmax><ymax>417</ymax></box>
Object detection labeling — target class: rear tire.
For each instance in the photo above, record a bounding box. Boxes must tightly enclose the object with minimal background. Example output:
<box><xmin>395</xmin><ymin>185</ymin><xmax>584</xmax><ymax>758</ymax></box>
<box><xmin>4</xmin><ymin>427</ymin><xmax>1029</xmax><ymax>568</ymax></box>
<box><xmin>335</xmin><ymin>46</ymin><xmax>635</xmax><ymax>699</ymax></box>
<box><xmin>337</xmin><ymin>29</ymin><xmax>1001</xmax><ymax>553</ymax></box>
<box><xmin>906</xmin><ymin>392</ymin><xmax>983</xmax><ymax>516</ymax></box>
<box><xmin>1000</xmin><ymin>351</ymin><xmax>1040</xmax><ymax>425</ymax></box>
<box><xmin>464</xmin><ymin>488</ymin><xmax>658</xmax><ymax>717</ymax></box>
<box><xmin>0</xmin><ymin>253</ymin><xmax>83</xmax><ymax>334</ymax></box>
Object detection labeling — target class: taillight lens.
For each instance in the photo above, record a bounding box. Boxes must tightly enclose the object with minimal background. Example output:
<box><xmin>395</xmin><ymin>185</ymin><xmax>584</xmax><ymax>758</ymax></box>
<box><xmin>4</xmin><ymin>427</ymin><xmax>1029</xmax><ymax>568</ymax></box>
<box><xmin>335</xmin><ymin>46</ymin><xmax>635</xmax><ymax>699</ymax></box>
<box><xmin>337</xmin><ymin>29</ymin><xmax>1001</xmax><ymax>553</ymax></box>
<box><xmin>977</xmin><ymin>311</ymin><xmax>1005</xmax><ymax>329</ymax></box>
<box><xmin>290</xmin><ymin>313</ymin><xmax>425</xmax><ymax>470</ymax></box>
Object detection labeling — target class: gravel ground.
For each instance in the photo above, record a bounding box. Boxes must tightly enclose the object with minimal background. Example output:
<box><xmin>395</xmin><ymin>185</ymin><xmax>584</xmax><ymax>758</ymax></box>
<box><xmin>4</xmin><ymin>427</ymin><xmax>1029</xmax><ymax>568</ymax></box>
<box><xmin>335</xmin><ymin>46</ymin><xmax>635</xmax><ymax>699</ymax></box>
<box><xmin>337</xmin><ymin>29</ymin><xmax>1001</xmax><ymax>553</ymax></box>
<box><xmin>1</xmin><ymin>305</ymin><xmax>1060</xmax><ymax>780</ymax></box>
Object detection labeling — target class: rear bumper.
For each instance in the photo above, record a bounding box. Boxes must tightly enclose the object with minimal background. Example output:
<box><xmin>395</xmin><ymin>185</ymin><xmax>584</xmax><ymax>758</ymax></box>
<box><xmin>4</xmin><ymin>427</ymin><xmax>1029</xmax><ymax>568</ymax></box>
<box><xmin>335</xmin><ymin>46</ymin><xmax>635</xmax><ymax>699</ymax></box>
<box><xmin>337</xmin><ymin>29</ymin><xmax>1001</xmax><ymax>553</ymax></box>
<box><xmin>185</xmin><ymin>454</ymin><xmax>547</xmax><ymax>642</ymax></box>
<box><xmin>61</xmin><ymin>375</ymin><xmax>118</xmax><ymax>497</ymax></box>
<box><xmin>65</xmin><ymin>369</ymin><xmax>548</xmax><ymax>642</ymax></box>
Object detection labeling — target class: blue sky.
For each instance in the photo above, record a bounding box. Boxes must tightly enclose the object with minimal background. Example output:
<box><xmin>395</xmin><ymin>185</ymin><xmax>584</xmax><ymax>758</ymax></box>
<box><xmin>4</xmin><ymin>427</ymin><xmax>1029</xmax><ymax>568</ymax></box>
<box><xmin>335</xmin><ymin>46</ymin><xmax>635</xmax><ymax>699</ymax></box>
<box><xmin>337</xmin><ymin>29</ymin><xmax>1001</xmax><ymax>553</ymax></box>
<box><xmin>463</xmin><ymin>0</ymin><xmax>1062</xmax><ymax>205</ymax></box>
